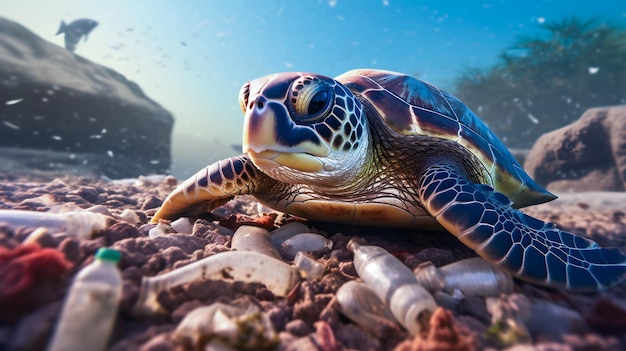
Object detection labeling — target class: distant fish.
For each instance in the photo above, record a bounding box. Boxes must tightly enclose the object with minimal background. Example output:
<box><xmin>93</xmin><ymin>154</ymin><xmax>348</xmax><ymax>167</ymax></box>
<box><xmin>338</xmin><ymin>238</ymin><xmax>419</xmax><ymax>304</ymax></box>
<box><xmin>56</xmin><ymin>18</ymin><xmax>98</xmax><ymax>52</ymax></box>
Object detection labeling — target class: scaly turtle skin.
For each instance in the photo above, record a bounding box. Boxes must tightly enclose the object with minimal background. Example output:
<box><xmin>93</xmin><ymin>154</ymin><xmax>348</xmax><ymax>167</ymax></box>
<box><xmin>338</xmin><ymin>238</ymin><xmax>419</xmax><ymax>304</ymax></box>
<box><xmin>152</xmin><ymin>69</ymin><xmax>626</xmax><ymax>292</ymax></box>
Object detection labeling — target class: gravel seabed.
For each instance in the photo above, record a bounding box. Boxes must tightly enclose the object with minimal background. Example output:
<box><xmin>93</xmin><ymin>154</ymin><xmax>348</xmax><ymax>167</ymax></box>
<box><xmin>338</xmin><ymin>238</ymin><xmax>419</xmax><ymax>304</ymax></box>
<box><xmin>1</xmin><ymin>173</ymin><xmax>625</xmax><ymax>351</ymax></box>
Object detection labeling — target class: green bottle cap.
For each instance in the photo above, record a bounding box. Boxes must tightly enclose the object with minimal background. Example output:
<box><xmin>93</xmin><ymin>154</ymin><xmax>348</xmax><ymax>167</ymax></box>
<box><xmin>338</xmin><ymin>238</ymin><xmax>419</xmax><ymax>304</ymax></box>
<box><xmin>95</xmin><ymin>247</ymin><xmax>121</xmax><ymax>264</ymax></box>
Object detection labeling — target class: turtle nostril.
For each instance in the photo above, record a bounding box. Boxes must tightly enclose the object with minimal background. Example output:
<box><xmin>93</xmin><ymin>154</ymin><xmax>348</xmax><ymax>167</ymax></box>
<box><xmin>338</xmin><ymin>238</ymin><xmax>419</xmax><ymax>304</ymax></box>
<box><xmin>257</xmin><ymin>101</ymin><xmax>264</xmax><ymax>109</ymax></box>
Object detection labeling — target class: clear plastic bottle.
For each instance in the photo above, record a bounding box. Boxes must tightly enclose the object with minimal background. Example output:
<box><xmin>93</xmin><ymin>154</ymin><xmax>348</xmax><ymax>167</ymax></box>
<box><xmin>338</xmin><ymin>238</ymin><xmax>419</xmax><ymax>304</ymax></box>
<box><xmin>47</xmin><ymin>248</ymin><xmax>123</xmax><ymax>351</ymax></box>
<box><xmin>347</xmin><ymin>239</ymin><xmax>437</xmax><ymax>334</ymax></box>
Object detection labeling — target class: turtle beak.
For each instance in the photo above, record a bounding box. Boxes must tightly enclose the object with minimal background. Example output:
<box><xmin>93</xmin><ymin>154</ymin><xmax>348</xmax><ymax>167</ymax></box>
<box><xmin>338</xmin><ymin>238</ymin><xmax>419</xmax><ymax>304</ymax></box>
<box><xmin>240</xmin><ymin>75</ymin><xmax>330</xmax><ymax>173</ymax></box>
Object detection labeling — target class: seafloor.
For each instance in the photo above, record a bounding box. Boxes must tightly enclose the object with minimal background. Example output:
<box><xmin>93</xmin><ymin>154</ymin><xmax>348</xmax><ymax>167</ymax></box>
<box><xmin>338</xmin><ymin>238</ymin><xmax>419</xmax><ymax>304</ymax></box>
<box><xmin>1</xmin><ymin>173</ymin><xmax>625</xmax><ymax>351</ymax></box>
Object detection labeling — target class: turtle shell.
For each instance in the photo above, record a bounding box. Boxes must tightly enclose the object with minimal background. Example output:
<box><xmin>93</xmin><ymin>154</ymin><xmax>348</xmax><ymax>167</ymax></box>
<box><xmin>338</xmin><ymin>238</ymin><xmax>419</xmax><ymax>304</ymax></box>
<box><xmin>335</xmin><ymin>69</ymin><xmax>555</xmax><ymax>208</ymax></box>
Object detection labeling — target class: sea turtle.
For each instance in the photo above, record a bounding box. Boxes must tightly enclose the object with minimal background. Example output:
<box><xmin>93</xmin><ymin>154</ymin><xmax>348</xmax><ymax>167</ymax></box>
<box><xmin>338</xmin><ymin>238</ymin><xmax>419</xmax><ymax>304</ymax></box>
<box><xmin>152</xmin><ymin>69</ymin><xmax>626</xmax><ymax>292</ymax></box>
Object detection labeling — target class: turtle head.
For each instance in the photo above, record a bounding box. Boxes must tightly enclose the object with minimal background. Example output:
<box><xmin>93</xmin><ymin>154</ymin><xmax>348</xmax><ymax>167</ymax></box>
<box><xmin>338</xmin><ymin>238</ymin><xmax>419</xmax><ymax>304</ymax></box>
<box><xmin>240</xmin><ymin>72</ymin><xmax>370</xmax><ymax>185</ymax></box>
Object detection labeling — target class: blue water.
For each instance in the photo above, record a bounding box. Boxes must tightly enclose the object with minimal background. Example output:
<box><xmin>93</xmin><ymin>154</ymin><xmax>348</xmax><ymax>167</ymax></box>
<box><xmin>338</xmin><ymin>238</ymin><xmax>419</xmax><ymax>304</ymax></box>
<box><xmin>2</xmin><ymin>0</ymin><xmax>626</xmax><ymax>178</ymax></box>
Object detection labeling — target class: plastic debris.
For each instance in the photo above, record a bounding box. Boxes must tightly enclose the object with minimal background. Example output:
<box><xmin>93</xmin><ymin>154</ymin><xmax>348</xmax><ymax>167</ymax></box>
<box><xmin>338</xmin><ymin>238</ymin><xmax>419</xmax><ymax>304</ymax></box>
<box><xmin>336</xmin><ymin>281</ymin><xmax>398</xmax><ymax>334</ymax></box>
<box><xmin>0</xmin><ymin>209</ymin><xmax>107</xmax><ymax>239</ymax></box>
<box><xmin>277</xmin><ymin>233</ymin><xmax>333</xmax><ymax>260</ymax></box>
<box><xmin>269</xmin><ymin>222</ymin><xmax>310</xmax><ymax>246</ymax></box>
<box><xmin>173</xmin><ymin>302</ymin><xmax>278</xmax><ymax>350</ymax></box>
<box><xmin>347</xmin><ymin>238</ymin><xmax>437</xmax><ymax>334</ymax></box>
<box><xmin>48</xmin><ymin>248</ymin><xmax>122</xmax><ymax>351</ymax></box>
<box><xmin>413</xmin><ymin>257</ymin><xmax>513</xmax><ymax>297</ymax></box>
<box><xmin>293</xmin><ymin>252</ymin><xmax>326</xmax><ymax>281</ymax></box>
<box><xmin>119</xmin><ymin>209</ymin><xmax>141</xmax><ymax>225</ymax></box>
<box><xmin>133</xmin><ymin>250</ymin><xmax>300</xmax><ymax>315</ymax></box>
<box><xmin>170</xmin><ymin>217</ymin><xmax>193</xmax><ymax>234</ymax></box>
<box><xmin>231</xmin><ymin>225</ymin><xmax>282</xmax><ymax>259</ymax></box>
<box><xmin>486</xmin><ymin>294</ymin><xmax>588</xmax><ymax>346</ymax></box>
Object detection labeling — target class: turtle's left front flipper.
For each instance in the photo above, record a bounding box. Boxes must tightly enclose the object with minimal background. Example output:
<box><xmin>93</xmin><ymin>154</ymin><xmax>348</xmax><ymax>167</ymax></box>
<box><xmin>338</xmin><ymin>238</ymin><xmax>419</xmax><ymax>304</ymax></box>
<box><xmin>418</xmin><ymin>164</ymin><xmax>626</xmax><ymax>292</ymax></box>
<box><xmin>151</xmin><ymin>155</ymin><xmax>276</xmax><ymax>223</ymax></box>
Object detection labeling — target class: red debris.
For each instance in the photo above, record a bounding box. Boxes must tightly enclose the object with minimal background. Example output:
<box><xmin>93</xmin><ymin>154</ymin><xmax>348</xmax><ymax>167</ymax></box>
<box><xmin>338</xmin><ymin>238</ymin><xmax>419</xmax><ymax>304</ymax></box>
<box><xmin>394</xmin><ymin>308</ymin><xmax>475</xmax><ymax>351</ymax></box>
<box><xmin>0</xmin><ymin>243</ymin><xmax>73</xmax><ymax>321</ymax></box>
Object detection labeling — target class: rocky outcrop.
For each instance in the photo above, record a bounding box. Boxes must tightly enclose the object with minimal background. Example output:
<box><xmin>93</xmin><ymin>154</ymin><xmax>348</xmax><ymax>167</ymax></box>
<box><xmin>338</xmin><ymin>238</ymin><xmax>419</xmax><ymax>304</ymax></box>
<box><xmin>525</xmin><ymin>105</ymin><xmax>626</xmax><ymax>192</ymax></box>
<box><xmin>0</xmin><ymin>17</ymin><xmax>174</xmax><ymax>178</ymax></box>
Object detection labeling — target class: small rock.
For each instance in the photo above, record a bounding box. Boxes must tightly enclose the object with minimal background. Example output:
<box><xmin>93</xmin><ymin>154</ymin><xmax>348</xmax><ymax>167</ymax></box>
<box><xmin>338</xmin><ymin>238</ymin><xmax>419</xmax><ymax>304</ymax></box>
<box><xmin>285</xmin><ymin>319</ymin><xmax>313</xmax><ymax>337</ymax></box>
<box><xmin>141</xmin><ymin>196</ymin><xmax>163</xmax><ymax>210</ymax></box>
<box><xmin>103</xmin><ymin>222</ymin><xmax>142</xmax><ymax>246</ymax></box>
<box><xmin>7</xmin><ymin>301</ymin><xmax>62</xmax><ymax>351</ymax></box>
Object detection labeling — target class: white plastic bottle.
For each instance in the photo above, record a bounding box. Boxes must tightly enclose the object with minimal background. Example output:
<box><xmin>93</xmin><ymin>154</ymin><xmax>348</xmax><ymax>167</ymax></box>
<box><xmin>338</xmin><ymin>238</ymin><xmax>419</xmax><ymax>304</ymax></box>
<box><xmin>48</xmin><ymin>248</ymin><xmax>123</xmax><ymax>351</ymax></box>
<box><xmin>347</xmin><ymin>239</ymin><xmax>437</xmax><ymax>334</ymax></box>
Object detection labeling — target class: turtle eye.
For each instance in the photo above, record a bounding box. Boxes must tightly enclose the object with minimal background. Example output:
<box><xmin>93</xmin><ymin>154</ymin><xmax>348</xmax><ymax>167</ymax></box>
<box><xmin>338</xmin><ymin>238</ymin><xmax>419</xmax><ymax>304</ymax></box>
<box><xmin>290</xmin><ymin>77</ymin><xmax>333</xmax><ymax>123</ymax></box>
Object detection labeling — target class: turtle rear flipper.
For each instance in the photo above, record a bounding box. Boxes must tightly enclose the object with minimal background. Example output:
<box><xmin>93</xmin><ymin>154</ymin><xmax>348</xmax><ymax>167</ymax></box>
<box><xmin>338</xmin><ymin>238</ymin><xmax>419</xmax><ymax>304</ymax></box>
<box><xmin>418</xmin><ymin>164</ymin><xmax>626</xmax><ymax>292</ymax></box>
<box><xmin>151</xmin><ymin>155</ymin><xmax>275</xmax><ymax>223</ymax></box>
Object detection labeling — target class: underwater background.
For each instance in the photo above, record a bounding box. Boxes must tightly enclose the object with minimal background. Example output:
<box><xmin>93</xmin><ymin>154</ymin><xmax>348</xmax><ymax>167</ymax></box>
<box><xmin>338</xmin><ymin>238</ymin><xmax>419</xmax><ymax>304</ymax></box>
<box><xmin>2</xmin><ymin>0</ymin><xmax>626</xmax><ymax>179</ymax></box>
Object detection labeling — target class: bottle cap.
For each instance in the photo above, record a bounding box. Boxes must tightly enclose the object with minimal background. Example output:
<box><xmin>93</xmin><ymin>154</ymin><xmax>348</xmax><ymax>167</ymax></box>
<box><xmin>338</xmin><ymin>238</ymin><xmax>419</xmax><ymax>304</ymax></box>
<box><xmin>95</xmin><ymin>247</ymin><xmax>121</xmax><ymax>264</ymax></box>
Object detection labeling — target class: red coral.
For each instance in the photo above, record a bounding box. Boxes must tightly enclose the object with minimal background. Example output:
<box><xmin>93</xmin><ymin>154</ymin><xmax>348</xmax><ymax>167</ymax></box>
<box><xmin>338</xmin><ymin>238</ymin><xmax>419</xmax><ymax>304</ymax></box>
<box><xmin>0</xmin><ymin>243</ymin><xmax>73</xmax><ymax>321</ymax></box>
<box><xmin>394</xmin><ymin>308</ymin><xmax>475</xmax><ymax>351</ymax></box>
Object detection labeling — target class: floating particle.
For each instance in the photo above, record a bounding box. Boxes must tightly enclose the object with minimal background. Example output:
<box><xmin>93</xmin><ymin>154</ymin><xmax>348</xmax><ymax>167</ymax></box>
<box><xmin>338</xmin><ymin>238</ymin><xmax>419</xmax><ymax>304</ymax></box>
<box><xmin>537</xmin><ymin>17</ymin><xmax>546</xmax><ymax>24</ymax></box>
<box><xmin>150</xmin><ymin>160</ymin><xmax>160</xmax><ymax>164</ymax></box>
<box><xmin>527</xmin><ymin>113</ymin><xmax>539</xmax><ymax>124</ymax></box>
<box><xmin>588</xmin><ymin>66</ymin><xmax>599</xmax><ymax>74</ymax></box>
<box><xmin>52</xmin><ymin>135</ymin><xmax>62</xmax><ymax>141</ymax></box>
<box><xmin>5</xmin><ymin>98</ymin><xmax>23</xmax><ymax>105</ymax></box>
<box><xmin>2</xmin><ymin>121</ymin><xmax>19</xmax><ymax>129</ymax></box>
<box><xmin>107</xmin><ymin>150</ymin><xmax>114</xmax><ymax>157</ymax></box>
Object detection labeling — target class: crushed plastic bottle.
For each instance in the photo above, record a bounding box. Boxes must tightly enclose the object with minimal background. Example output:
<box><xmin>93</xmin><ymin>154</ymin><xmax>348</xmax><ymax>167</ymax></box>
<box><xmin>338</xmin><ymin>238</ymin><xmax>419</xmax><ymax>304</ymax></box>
<box><xmin>133</xmin><ymin>250</ymin><xmax>300</xmax><ymax>316</ymax></box>
<box><xmin>293</xmin><ymin>252</ymin><xmax>326</xmax><ymax>281</ymax></box>
<box><xmin>347</xmin><ymin>238</ymin><xmax>437</xmax><ymax>335</ymax></box>
<box><xmin>413</xmin><ymin>257</ymin><xmax>513</xmax><ymax>297</ymax></box>
<box><xmin>47</xmin><ymin>248</ymin><xmax>122</xmax><ymax>351</ymax></box>
<box><xmin>0</xmin><ymin>209</ymin><xmax>107</xmax><ymax>240</ymax></box>
<box><xmin>231</xmin><ymin>225</ymin><xmax>282</xmax><ymax>259</ymax></box>
<box><xmin>173</xmin><ymin>302</ymin><xmax>278</xmax><ymax>350</ymax></box>
<box><xmin>336</xmin><ymin>281</ymin><xmax>398</xmax><ymax>334</ymax></box>
<box><xmin>278</xmin><ymin>233</ymin><xmax>333</xmax><ymax>260</ymax></box>
<box><xmin>269</xmin><ymin>222</ymin><xmax>310</xmax><ymax>246</ymax></box>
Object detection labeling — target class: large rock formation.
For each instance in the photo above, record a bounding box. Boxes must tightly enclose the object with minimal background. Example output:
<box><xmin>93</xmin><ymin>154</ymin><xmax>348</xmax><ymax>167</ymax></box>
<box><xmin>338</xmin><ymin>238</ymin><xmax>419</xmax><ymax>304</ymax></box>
<box><xmin>524</xmin><ymin>105</ymin><xmax>626</xmax><ymax>192</ymax></box>
<box><xmin>0</xmin><ymin>17</ymin><xmax>174</xmax><ymax>178</ymax></box>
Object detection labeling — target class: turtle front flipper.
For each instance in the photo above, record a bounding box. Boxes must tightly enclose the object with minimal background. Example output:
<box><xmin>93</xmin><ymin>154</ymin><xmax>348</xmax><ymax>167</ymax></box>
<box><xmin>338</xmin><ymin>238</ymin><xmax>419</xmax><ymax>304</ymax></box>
<box><xmin>418</xmin><ymin>164</ymin><xmax>626</xmax><ymax>292</ymax></box>
<box><xmin>151</xmin><ymin>155</ymin><xmax>275</xmax><ymax>223</ymax></box>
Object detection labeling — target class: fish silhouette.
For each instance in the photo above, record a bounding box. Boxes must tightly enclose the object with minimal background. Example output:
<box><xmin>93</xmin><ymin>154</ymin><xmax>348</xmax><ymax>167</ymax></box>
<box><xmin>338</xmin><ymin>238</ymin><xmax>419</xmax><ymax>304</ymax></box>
<box><xmin>56</xmin><ymin>19</ymin><xmax>98</xmax><ymax>52</ymax></box>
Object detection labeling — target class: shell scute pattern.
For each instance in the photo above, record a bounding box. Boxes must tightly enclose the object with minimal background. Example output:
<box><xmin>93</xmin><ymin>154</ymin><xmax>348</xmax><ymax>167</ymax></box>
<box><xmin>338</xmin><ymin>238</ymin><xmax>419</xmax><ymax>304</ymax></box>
<box><xmin>337</xmin><ymin>69</ymin><xmax>555</xmax><ymax>207</ymax></box>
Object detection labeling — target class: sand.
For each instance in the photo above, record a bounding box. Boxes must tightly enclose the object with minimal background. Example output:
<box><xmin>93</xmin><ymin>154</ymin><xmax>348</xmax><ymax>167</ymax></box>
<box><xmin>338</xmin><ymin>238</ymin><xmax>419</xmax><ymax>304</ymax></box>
<box><xmin>1</xmin><ymin>174</ymin><xmax>625</xmax><ymax>350</ymax></box>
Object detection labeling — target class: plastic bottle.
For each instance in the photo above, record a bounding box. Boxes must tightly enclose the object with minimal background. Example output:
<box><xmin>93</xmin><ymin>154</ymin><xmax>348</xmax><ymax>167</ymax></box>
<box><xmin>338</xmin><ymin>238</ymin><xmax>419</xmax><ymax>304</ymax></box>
<box><xmin>0</xmin><ymin>209</ymin><xmax>107</xmax><ymax>239</ymax></box>
<box><xmin>413</xmin><ymin>257</ymin><xmax>514</xmax><ymax>297</ymax></box>
<box><xmin>347</xmin><ymin>239</ymin><xmax>437</xmax><ymax>334</ymax></box>
<box><xmin>47</xmin><ymin>248</ymin><xmax>123</xmax><ymax>351</ymax></box>
<box><xmin>133</xmin><ymin>250</ymin><xmax>300</xmax><ymax>316</ymax></box>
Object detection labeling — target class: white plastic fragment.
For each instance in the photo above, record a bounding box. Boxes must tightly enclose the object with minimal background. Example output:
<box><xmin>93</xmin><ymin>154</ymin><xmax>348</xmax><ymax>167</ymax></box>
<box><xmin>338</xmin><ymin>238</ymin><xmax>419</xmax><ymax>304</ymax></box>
<box><xmin>231</xmin><ymin>225</ymin><xmax>282</xmax><ymax>259</ymax></box>
<box><xmin>148</xmin><ymin>227</ymin><xmax>165</xmax><ymax>239</ymax></box>
<box><xmin>278</xmin><ymin>233</ymin><xmax>333</xmax><ymax>260</ymax></box>
<box><xmin>293</xmin><ymin>252</ymin><xmax>326</xmax><ymax>281</ymax></box>
<box><xmin>347</xmin><ymin>238</ymin><xmax>437</xmax><ymax>335</ymax></box>
<box><xmin>0</xmin><ymin>209</ymin><xmax>107</xmax><ymax>240</ymax></box>
<box><xmin>119</xmin><ymin>209</ymin><xmax>140</xmax><ymax>225</ymax></box>
<box><xmin>269</xmin><ymin>222</ymin><xmax>310</xmax><ymax>246</ymax></box>
<box><xmin>336</xmin><ymin>281</ymin><xmax>397</xmax><ymax>333</ymax></box>
<box><xmin>413</xmin><ymin>257</ymin><xmax>513</xmax><ymax>297</ymax></box>
<box><xmin>170</xmin><ymin>217</ymin><xmax>193</xmax><ymax>234</ymax></box>
<box><xmin>173</xmin><ymin>302</ymin><xmax>278</xmax><ymax>350</ymax></box>
<box><xmin>133</xmin><ymin>251</ymin><xmax>300</xmax><ymax>316</ymax></box>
